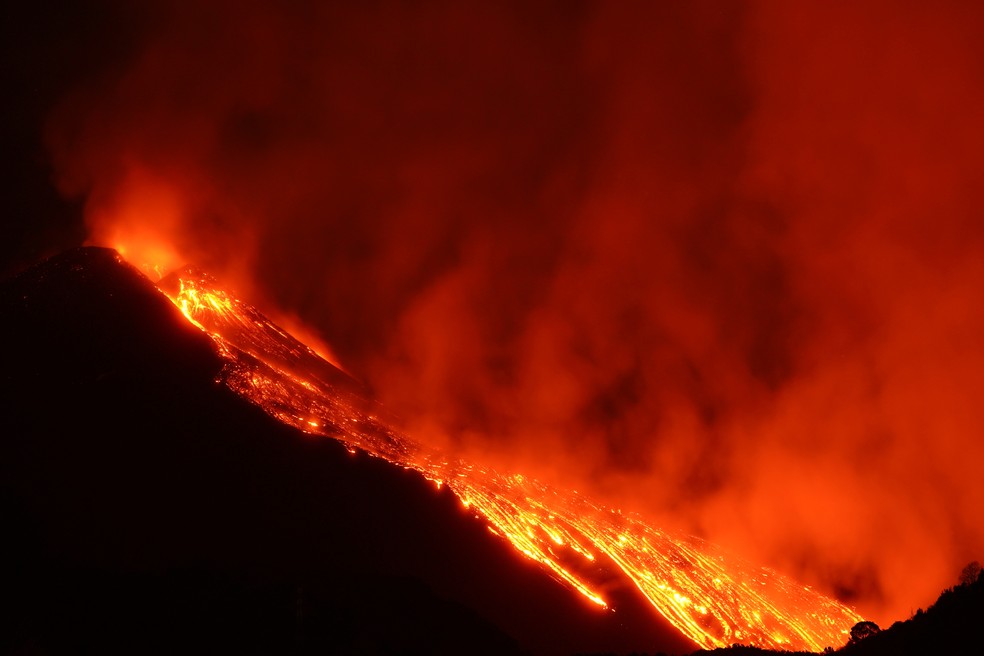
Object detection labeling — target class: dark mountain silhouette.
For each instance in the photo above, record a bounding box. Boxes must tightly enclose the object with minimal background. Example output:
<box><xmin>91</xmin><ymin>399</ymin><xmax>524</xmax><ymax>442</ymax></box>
<box><xmin>833</xmin><ymin>568</ymin><xmax>984</xmax><ymax>656</ymax></box>
<box><xmin>682</xmin><ymin>569</ymin><xmax>984</xmax><ymax>656</ymax></box>
<box><xmin>0</xmin><ymin>247</ymin><xmax>696</xmax><ymax>656</ymax></box>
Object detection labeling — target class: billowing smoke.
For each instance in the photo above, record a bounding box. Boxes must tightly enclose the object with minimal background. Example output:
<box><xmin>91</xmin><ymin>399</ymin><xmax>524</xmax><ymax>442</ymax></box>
<box><xmin>47</xmin><ymin>0</ymin><xmax>984</xmax><ymax>623</ymax></box>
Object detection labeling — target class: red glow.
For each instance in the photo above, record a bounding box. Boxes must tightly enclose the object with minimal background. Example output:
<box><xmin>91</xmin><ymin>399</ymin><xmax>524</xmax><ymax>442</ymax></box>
<box><xmin>90</xmin><ymin>167</ymin><xmax>186</xmax><ymax>280</ymax></box>
<box><xmin>45</xmin><ymin>1</ymin><xmax>984</xmax><ymax>630</ymax></box>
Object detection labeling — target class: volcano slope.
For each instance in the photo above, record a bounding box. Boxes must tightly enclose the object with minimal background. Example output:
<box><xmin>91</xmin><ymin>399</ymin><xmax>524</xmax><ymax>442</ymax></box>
<box><xmin>0</xmin><ymin>247</ymin><xmax>695</xmax><ymax>656</ymax></box>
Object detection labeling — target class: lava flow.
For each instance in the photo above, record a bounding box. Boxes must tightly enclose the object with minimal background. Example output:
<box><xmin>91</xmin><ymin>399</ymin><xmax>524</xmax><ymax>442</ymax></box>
<box><xmin>155</xmin><ymin>265</ymin><xmax>863</xmax><ymax>652</ymax></box>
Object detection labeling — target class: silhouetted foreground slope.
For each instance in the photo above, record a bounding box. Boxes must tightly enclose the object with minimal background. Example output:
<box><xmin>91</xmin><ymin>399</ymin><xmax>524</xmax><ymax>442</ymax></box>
<box><xmin>0</xmin><ymin>248</ymin><xmax>695</xmax><ymax>655</ymax></box>
<box><xmin>836</xmin><ymin>570</ymin><xmax>984</xmax><ymax>656</ymax></box>
<box><xmin>692</xmin><ymin>571</ymin><xmax>984</xmax><ymax>656</ymax></box>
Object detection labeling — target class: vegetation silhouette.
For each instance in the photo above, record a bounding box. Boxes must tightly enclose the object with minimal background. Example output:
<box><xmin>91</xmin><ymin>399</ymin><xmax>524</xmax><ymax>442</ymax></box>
<box><xmin>680</xmin><ymin>562</ymin><xmax>983</xmax><ymax>656</ymax></box>
<box><xmin>958</xmin><ymin>561</ymin><xmax>980</xmax><ymax>588</ymax></box>
<box><xmin>848</xmin><ymin>621</ymin><xmax>881</xmax><ymax>645</ymax></box>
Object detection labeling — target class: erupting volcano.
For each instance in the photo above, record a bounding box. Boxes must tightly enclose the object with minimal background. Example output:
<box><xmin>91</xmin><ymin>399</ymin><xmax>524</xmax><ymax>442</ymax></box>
<box><xmin>11</xmin><ymin>2</ymin><xmax>984</xmax><ymax>653</ymax></box>
<box><xmin>145</xmin><ymin>256</ymin><xmax>862</xmax><ymax>651</ymax></box>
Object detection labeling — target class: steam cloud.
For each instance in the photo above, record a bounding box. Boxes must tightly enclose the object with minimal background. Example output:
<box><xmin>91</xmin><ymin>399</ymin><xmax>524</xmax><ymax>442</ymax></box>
<box><xmin>47</xmin><ymin>0</ymin><xmax>984</xmax><ymax>623</ymax></box>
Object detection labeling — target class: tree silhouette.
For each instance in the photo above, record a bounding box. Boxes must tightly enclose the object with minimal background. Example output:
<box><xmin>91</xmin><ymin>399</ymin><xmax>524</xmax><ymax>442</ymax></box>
<box><xmin>848</xmin><ymin>620</ymin><xmax>881</xmax><ymax>644</ymax></box>
<box><xmin>958</xmin><ymin>561</ymin><xmax>981</xmax><ymax>587</ymax></box>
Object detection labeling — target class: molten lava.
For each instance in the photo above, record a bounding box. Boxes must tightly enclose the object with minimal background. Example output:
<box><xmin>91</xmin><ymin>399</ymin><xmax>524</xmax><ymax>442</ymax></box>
<box><xmin>156</xmin><ymin>266</ymin><xmax>862</xmax><ymax>651</ymax></box>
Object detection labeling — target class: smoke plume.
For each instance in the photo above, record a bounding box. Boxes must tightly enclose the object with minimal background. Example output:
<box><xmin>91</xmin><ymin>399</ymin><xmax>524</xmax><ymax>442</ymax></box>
<box><xmin>46</xmin><ymin>0</ymin><xmax>984</xmax><ymax>623</ymax></box>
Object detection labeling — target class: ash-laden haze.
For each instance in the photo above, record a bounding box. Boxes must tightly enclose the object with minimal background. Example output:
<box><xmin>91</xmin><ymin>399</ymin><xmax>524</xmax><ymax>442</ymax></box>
<box><xmin>46</xmin><ymin>0</ymin><xmax>984</xmax><ymax>626</ymax></box>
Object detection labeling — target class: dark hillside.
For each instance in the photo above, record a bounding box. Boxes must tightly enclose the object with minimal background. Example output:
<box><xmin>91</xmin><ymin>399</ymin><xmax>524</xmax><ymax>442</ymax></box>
<box><xmin>0</xmin><ymin>248</ymin><xmax>694</xmax><ymax>655</ymax></box>
<box><xmin>837</xmin><ymin>569</ymin><xmax>984</xmax><ymax>656</ymax></box>
<box><xmin>691</xmin><ymin>569</ymin><xmax>984</xmax><ymax>656</ymax></box>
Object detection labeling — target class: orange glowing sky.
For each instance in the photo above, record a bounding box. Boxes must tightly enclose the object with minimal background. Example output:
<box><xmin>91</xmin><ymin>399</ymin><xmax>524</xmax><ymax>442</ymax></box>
<box><xmin>10</xmin><ymin>0</ymin><xmax>984</xmax><ymax>628</ymax></box>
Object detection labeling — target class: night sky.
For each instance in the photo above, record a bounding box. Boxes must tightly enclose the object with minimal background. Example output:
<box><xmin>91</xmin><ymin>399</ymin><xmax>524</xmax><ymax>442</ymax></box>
<box><xmin>5</xmin><ymin>0</ymin><xmax>984</xmax><ymax>628</ymax></box>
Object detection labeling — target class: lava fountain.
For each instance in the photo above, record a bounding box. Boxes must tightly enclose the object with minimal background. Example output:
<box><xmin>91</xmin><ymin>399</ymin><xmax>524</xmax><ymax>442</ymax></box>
<box><xmin>153</xmin><ymin>263</ymin><xmax>862</xmax><ymax>651</ymax></box>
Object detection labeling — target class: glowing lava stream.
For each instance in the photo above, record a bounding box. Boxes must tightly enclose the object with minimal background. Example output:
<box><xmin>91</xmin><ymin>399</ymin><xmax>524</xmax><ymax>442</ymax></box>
<box><xmin>156</xmin><ymin>266</ymin><xmax>863</xmax><ymax>651</ymax></box>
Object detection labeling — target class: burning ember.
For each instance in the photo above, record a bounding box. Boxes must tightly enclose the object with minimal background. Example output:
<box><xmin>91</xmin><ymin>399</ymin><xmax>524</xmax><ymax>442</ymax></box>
<box><xmin>154</xmin><ymin>264</ymin><xmax>862</xmax><ymax>651</ymax></box>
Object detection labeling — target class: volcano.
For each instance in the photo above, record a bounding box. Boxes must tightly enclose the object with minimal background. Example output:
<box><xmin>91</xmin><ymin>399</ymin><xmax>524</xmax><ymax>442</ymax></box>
<box><xmin>0</xmin><ymin>248</ymin><xmax>860</xmax><ymax>654</ymax></box>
